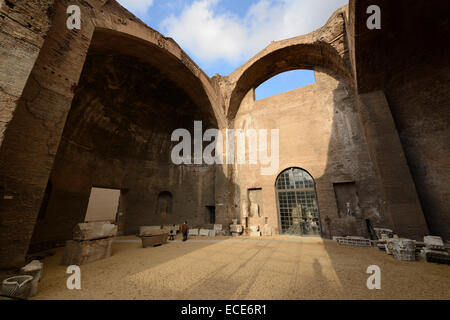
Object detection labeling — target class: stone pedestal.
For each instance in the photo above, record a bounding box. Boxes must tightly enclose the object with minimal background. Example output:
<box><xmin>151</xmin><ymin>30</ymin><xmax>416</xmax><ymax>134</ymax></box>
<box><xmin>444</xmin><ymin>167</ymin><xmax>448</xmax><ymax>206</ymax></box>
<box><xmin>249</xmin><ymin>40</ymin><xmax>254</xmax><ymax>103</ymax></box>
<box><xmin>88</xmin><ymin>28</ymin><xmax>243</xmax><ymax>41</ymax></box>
<box><xmin>62</xmin><ymin>237</ymin><xmax>114</xmax><ymax>265</ymax></box>
<box><xmin>73</xmin><ymin>222</ymin><xmax>117</xmax><ymax>241</ymax></box>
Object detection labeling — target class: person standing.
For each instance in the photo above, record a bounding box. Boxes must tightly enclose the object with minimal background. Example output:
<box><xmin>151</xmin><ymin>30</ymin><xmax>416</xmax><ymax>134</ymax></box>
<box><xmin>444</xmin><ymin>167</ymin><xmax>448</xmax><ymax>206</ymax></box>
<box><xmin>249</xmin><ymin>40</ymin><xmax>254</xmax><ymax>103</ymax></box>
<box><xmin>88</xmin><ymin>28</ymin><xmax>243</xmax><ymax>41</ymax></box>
<box><xmin>181</xmin><ymin>221</ymin><xmax>189</xmax><ymax>242</ymax></box>
<box><xmin>169</xmin><ymin>224</ymin><xmax>176</xmax><ymax>241</ymax></box>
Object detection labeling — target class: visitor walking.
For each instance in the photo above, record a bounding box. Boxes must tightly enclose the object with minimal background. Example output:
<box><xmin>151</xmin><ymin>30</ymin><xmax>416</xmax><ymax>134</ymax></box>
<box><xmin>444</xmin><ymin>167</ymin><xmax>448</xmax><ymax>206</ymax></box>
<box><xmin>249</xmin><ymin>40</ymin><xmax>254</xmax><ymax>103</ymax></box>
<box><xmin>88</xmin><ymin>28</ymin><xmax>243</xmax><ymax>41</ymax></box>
<box><xmin>182</xmin><ymin>221</ymin><xmax>189</xmax><ymax>242</ymax></box>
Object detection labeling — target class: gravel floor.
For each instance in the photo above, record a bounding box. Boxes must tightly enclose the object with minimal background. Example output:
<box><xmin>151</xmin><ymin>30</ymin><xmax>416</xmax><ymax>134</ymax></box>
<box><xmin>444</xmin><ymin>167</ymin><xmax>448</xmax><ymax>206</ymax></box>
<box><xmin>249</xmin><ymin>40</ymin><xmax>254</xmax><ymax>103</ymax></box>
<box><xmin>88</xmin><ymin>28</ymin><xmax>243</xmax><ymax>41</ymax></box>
<box><xmin>31</xmin><ymin>235</ymin><xmax>450</xmax><ymax>300</ymax></box>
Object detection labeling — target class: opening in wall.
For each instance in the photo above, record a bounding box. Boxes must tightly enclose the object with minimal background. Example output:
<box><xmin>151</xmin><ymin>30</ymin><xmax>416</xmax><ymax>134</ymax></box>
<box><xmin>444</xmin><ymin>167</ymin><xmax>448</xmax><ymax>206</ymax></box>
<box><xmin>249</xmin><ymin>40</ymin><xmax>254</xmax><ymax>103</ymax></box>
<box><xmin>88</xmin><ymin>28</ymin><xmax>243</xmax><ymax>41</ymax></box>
<box><xmin>333</xmin><ymin>182</ymin><xmax>359</xmax><ymax>218</ymax></box>
<box><xmin>116</xmin><ymin>189</ymin><xmax>129</xmax><ymax>235</ymax></box>
<box><xmin>255</xmin><ymin>70</ymin><xmax>316</xmax><ymax>100</ymax></box>
<box><xmin>206</xmin><ymin>206</ymin><xmax>216</xmax><ymax>224</ymax></box>
<box><xmin>156</xmin><ymin>191</ymin><xmax>173</xmax><ymax>218</ymax></box>
<box><xmin>248</xmin><ymin>188</ymin><xmax>263</xmax><ymax>218</ymax></box>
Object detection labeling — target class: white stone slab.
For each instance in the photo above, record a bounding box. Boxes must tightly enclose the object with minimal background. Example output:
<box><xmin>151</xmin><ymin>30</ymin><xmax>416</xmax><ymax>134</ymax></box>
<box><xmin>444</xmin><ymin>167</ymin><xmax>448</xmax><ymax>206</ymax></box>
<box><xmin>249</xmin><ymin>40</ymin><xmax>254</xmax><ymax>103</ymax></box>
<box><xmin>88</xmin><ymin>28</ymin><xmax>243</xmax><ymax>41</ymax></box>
<box><xmin>214</xmin><ymin>224</ymin><xmax>223</xmax><ymax>231</ymax></box>
<box><xmin>199</xmin><ymin>229</ymin><xmax>210</xmax><ymax>236</ymax></box>
<box><xmin>189</xmin><ymin>229</ymin><xmax>199</xmax><ymax>236</ymax></box>
<box><xmin>230</xmin><ymin>224</ymin><xmax>243</xmax><ymax>233</ymax></box>
<box><xmin>21</xmin><ymin>260</ymin><xmax>43</xmax><ymax>273</ymax></box>
<box><xmin>262</xmin><ymin>224</ymin><xmax>272</xmax><ymax>236</ymax></box>
<box><xmin>424</xmin><ymin>236</ymin><xmax>444</xmax><ymax>247</ymax></box>
<box><xmin>249</xmin><ymin>226</ymin><xmax>259</xmax><ymax>232</ymax></box>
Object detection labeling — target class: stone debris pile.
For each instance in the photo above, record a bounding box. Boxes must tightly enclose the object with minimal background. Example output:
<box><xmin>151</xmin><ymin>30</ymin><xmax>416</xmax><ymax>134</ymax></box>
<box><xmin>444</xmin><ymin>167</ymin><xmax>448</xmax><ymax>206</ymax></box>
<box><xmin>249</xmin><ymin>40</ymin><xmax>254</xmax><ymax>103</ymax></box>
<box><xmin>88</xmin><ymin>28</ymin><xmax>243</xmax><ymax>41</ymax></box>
<box><xmin>249</xmin><ymin>226</ymin><xmax>261</xmax><ymax>237</ymax></box>
<box><xmin>334</xmin><ymin>227</ymin><xmax>449</xmax><ymax>265</ymax></box>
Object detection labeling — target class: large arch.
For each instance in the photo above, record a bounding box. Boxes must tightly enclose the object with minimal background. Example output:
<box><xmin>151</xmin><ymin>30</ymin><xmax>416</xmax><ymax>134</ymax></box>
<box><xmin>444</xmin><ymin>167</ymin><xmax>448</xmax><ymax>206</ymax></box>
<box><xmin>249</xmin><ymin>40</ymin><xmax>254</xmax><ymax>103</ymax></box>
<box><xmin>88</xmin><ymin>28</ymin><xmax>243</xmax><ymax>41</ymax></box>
<box><xmin>28</xmin><ymin>29</ymin><xmax>222</xmax><ymax>248</ymax></box>
<box><xmin>222</xmin><ymin>6</ymin><xmax>353</xmax><ymax>120</ymax></box>
<box><xmin>0</xmin><ymin>0</ymin><xmax>224</xmax><ymax>268</ymax></box>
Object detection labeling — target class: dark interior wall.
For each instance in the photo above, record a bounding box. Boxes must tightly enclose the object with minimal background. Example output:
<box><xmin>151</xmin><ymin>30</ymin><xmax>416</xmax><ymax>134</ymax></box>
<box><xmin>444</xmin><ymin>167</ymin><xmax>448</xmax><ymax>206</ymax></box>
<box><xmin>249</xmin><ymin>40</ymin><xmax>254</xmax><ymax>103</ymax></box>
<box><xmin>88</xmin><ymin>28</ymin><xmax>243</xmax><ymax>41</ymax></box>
<box><xmin>384</xmin><ymin>60</ymin><xmax>450</xmax><ymax>240</ymax></box>
<box><xmin>30</xmin><ymin>54</ymin><xmax>217</xmax><ymax>247</ymax></box>
<box><xmin>351</xmin><ymin>0</ymin><xmax>450</xmax><ymax>239</ymax></box>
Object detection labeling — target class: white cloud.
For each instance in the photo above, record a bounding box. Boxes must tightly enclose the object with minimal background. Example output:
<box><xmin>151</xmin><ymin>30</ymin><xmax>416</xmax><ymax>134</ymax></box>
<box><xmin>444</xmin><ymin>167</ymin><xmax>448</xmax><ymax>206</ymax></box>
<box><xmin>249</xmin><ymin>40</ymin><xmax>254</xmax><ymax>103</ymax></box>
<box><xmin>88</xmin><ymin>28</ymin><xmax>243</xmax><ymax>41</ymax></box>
<box><xmin>117</xmin><ymin>0</ymin><xmax>154</xmax><ymax>15</ymax></box>
<box><xmin>161</xmin><ymin>0</ymin><xmax>348</xmax><ymax>66</ymax></box>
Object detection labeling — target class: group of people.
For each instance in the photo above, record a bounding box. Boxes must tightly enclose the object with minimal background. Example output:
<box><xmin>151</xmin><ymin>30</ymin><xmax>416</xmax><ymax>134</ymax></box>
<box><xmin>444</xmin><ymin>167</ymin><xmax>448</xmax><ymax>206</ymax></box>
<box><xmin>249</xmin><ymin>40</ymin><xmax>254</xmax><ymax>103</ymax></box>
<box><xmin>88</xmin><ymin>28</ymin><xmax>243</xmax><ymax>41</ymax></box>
<box><xmin>168</xmin><ymin>221</ymin><xmax>189</xmax><ymax>242</ymax></box>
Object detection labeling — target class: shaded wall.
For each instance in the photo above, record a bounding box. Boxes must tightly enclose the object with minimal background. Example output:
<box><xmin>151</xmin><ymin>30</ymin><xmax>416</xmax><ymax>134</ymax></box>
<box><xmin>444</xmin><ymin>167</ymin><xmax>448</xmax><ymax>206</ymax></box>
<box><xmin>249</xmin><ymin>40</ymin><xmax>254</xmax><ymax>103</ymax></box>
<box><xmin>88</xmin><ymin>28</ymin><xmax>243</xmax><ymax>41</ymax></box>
<box><xmin>385</xmin><ymin>60</ymin><xmax>450</xmax><ymax>239</ymax></box>
<box><xmin>30</xmin><ymin>53</ymin><xmax>216</xmax><ymax>249</ymax></box>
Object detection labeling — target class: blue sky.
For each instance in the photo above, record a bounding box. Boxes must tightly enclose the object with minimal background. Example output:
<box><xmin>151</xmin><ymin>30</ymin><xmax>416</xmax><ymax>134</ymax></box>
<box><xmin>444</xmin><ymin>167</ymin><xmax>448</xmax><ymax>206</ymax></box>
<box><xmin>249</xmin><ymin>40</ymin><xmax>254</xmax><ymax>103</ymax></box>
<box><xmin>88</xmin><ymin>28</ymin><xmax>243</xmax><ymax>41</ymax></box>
<box><xmin>117</xmin><ymin>0</ymin><xmax>347</xmax><ymax>98</ymax></box>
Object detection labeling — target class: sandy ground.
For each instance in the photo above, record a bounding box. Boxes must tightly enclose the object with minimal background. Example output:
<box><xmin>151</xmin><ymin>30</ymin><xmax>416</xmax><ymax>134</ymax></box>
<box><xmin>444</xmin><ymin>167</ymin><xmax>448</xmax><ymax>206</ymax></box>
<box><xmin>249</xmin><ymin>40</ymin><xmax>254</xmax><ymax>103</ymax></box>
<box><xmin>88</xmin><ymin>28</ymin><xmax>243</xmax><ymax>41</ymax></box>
<box><xmin>30</xmin><ymin>235</ymin><xmax>449</xmax><ymax>300</ymax></box>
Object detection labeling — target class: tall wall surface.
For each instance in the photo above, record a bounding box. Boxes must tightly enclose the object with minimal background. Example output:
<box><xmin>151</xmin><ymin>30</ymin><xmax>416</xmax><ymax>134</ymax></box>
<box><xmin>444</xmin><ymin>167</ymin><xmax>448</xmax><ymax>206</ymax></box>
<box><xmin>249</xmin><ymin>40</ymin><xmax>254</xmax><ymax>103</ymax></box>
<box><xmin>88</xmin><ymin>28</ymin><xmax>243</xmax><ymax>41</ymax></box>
<box><xmin>233</xmin><ymin>71</ymin><xmax>386</xmax><ymax>238</ymax></box>
<box><xmin>0</xmin><ymin>0</ymin><xmax>447</xmax><ymax>269</ymax></box>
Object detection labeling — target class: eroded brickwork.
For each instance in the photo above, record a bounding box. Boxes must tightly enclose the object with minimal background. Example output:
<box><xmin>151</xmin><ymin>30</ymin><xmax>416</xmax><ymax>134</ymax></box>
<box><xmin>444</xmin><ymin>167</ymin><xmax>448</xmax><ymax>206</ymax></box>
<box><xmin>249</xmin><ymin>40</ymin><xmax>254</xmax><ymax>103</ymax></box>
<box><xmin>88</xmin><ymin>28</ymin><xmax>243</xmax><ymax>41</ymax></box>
<box><xmin>0</xmin><ymin>0</ymin><xmax>446</xmax><ymax>269</ymax></box>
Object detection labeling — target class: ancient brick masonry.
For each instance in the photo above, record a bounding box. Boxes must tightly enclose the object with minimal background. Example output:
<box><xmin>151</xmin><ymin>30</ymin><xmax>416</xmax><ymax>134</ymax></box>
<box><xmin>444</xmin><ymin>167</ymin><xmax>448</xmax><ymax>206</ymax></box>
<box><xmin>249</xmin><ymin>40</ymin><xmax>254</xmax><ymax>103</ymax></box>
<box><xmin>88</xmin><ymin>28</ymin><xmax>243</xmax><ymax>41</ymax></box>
<box><xmin>0</xmin><ymin>0</ymin><xmax>448</xmax><ymax>269</ymax></box>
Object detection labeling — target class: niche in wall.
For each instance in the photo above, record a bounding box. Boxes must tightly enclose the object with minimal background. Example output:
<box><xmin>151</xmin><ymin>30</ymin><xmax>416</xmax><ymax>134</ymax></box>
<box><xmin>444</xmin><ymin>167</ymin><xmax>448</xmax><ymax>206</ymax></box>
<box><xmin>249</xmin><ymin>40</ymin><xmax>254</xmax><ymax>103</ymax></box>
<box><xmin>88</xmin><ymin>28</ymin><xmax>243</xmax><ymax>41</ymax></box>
<box><xmin>248</xmin><ymin>188</ymin><xmax>263</xmax><ymax>218</ymax></box>
<box><xmin>333</xmin><ymin>182</ymin><xmax>360</xmax><ymax>218</ymax></box>
<box><xmin>156</xmin><ymin>191</ymin><xmax>173</xmax><ymax>218</ymax></box>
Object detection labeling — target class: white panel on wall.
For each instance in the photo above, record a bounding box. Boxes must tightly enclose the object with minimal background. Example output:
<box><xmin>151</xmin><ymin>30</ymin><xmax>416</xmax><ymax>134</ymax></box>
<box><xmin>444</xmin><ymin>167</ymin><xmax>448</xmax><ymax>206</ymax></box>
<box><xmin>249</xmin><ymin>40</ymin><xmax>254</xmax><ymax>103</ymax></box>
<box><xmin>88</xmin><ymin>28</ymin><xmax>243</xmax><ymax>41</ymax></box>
<box><xmin>84</xmin><ymin>187</ymin><xmax>121</xmax><ymax>222</ymax></box>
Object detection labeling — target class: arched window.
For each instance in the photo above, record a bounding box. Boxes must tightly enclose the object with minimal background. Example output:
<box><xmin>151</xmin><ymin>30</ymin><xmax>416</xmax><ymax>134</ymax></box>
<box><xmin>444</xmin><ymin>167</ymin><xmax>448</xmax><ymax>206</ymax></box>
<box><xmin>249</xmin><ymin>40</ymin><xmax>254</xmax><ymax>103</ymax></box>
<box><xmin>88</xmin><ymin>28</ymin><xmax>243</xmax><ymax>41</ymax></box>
<box><xmin>275</xmin><ymin>168</ymin><xmax>321</xmax><ymax>236</ymax></box>
<box><xmin>255</xmin><ymin>70</ymin><xmax>316</xmax><ymax>100</ymax></box>
<box><xmin>156</xmin><ymin>191</ymin><xmax>173</xmax><ymax>218</ymax></box>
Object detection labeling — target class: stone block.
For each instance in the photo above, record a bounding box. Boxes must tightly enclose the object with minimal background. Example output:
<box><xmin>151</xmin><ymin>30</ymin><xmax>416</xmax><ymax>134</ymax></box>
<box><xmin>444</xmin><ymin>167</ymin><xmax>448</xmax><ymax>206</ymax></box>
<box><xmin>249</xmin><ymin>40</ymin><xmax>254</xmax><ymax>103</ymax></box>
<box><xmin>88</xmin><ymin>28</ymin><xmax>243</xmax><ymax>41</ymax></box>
<box><xmin>20</xmin><ymin>260</ymin><xmax>43</xmax><ymax>298</ymax></box>
<box><xmin>424</xmin><ymin>236</ymin><xmax>444</xmax><ymax>248</ymax></box>
<box><xmin>209</xmin><ymin>230</ymin><xmax>216</xmax><ymax>237</ymax></box>
<box><xmin>214</xmin><ymin>224</ymin><xmax>223</xmax><ymax>231</ymax></box>
<box><xmin>391</xmin><ymin>239</ymin><xmax>416</xmax><ymax>261</ymax></box>
<box><xmin>1</xmin><ymin>275</ymin><xmax>34</xmax><ymax>299</ymax></box>
<box><xmin>199</xmin><ymin>229</ymin><xmax>210</xmax><ymax>236</ymax></box>
<box><xmin>189</xmin><ymin>229</ymin><xmax>199</xmax><ymax>236</ymax></box>
<box><xmin>262</xmin><ymin>224</ymin><xmax>273</xmax><ymax>237</ymax></box>
<box><xmin>140</xmin><ymin>234</ymin><xmax>168</xmax><ymax>248</ymax></box>
<box><xmin>139</xmin><ymin>226</ymin><xmax>164</xmax><ymax>236</ymax></box>
<box><xmin>230</xmin><ymin>224</ymin><xmax>243</xmax><ymax>233</ymax></box>
<box><xmin>422</xmin><ymin>248</ymin><xmax>450</xmax><ymax>265</ymax></box>
<box><xmin>249</xmin><ymin>226</ymin><xmax>259</xmax><ymax>232</ymax></box>
<box><xmin>73</xmin><ymin>222</ymin><xmax>117</xmax><ymax>241</ymax></box>
<box><xmin>61</xmin><ymin>237</ymin><xmax>114</xmax><ymax>265</ymax></box>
